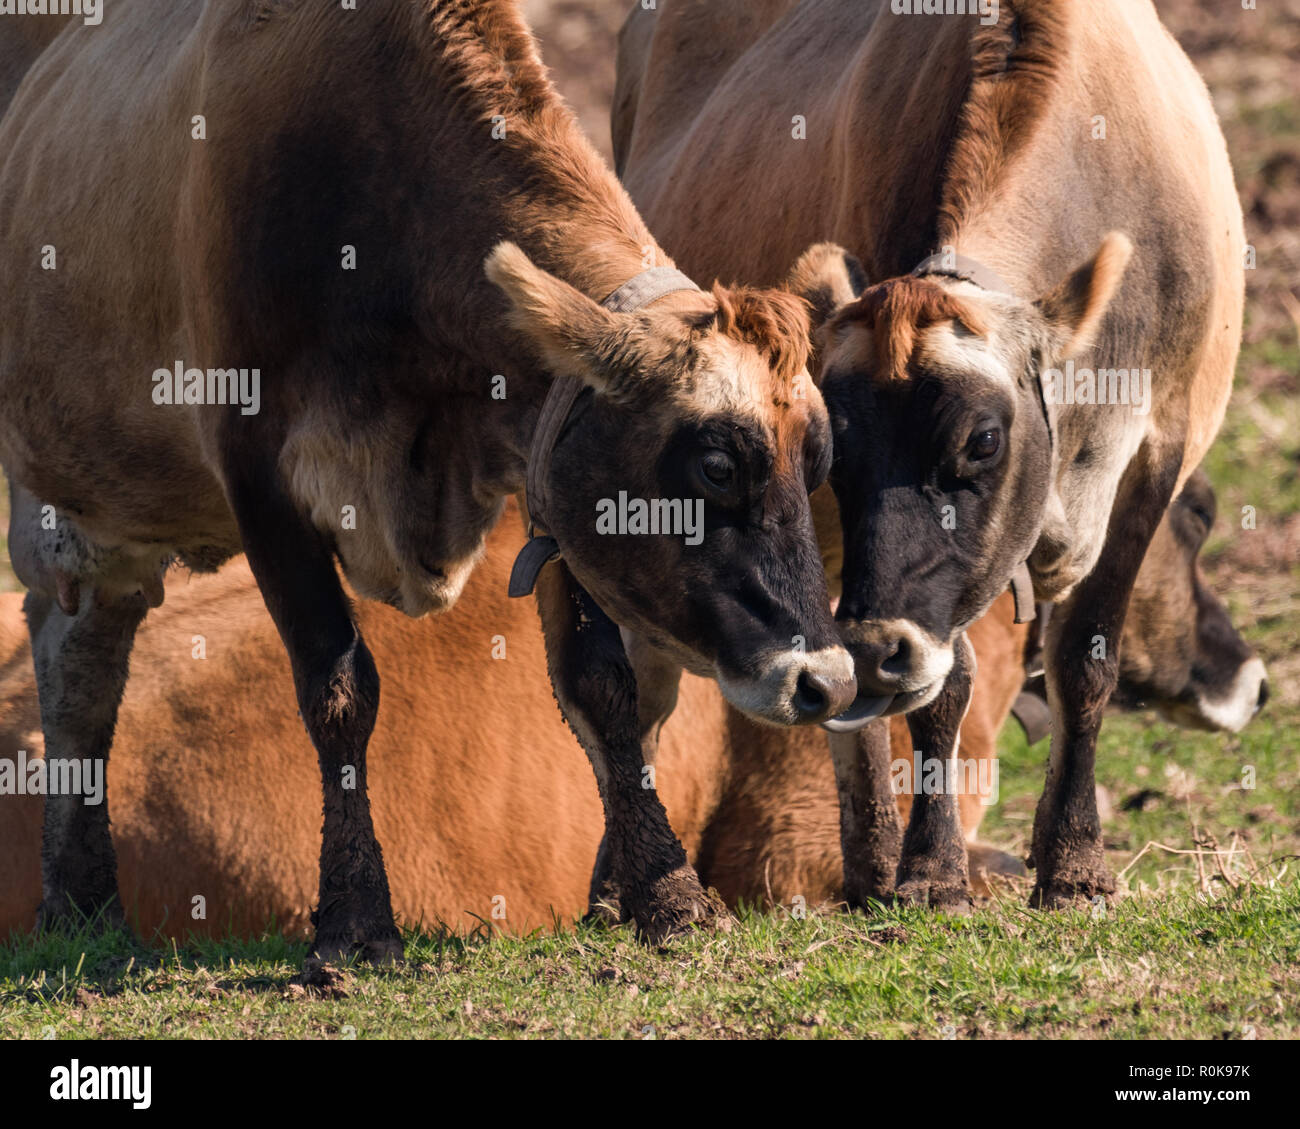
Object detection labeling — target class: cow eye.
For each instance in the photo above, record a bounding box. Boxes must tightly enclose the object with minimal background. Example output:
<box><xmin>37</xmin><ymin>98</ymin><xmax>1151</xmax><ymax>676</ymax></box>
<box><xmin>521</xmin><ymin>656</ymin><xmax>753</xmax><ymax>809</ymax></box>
<box><xmin>1190</xmin><ymin>504</ymin><xmax>1214</xmax><ymax>531</ymax></box>
<box><xmin>699</xmin><ymin>450</ymin><xmax>736</xmax><ymax>491</ymax></box>
<box><xmin>968</xmin><ymin>428</ymin><xmax>1001</xmax><ymax>461</ymax></box>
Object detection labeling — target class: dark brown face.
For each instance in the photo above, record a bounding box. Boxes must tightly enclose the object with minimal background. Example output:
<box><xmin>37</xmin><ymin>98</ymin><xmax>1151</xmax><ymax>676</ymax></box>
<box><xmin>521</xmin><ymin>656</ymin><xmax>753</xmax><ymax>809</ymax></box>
<box><xmin>549</xmin><ymin>382</ymin><xmax>856</xmax><ymax>726</ymax></box>
<box><xmin>485</xmin><ymin>240</ymin><xmax>868</xmax><ymax>727</ymax></box>
<box><xmin>1114</xmin><ymin>470</ymin><xmax>1268</xmax><ymax>731</ymax></box>
<box><xmin>808</xmin><ymin>237</ymin><xmax>1134</xmax><ymax>730</ymax></box>
<box><xmin>817</xmin><ymin>292</ymin><xmax>1053</xmax><ymax>726</ymax></box>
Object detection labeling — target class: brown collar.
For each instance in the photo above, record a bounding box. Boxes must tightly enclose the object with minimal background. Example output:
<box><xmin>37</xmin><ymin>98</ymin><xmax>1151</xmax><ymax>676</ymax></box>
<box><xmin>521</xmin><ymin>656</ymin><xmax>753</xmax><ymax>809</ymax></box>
<box><xmin>912</xmin><ymin>250</ymin><xmax>1013</xmax><ymax>295</ymax></box>
<box><xmin>914</xmin><ymin>251</ymin><xmax>1042</xmax><ymax>624</ymax></box>
<box><xmin>508</xmin><ymin>267</ymin><xmax>701</xmax><ymax>598</ymax></box>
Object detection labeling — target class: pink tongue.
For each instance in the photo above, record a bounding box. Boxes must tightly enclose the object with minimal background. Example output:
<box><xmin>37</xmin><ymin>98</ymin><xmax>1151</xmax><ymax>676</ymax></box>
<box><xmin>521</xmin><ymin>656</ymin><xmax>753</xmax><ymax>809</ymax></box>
<box><xmin>821</xmin><ymin>693</ymin><xmax>894</xmax><ymax>734</ymax></box>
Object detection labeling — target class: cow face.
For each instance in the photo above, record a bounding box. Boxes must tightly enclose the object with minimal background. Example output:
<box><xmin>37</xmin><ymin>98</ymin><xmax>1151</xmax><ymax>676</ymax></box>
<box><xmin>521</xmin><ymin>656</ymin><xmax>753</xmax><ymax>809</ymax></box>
<box><xmin>1115</xmin><ymin>469</ymin><xmax>1268</xmax><ymax>731</ymax></box>
<box><xmin>819</xmin><ymin>235</ymin><xmax>1133</xmax><ymax>724</ymax></box>
<box><xmin>487</xmin><ymin>242</ymin><xmax>859</xmax><ymax>726</ymax></box>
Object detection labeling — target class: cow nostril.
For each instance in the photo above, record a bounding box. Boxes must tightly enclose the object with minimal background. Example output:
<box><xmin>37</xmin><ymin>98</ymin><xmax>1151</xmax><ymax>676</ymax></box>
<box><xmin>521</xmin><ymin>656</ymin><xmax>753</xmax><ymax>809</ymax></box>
<box><xmin>880</xmin><ymin>636</ymin><xmax>912</xmax><ymax>677</ymax></box>
<box><xmin>1257</xmin><ymin>680</ymin><xmax>1270</xmax><ymax>712</ymax></box>
<box><xmin>793</xmin><ymin>671</ymin><xmax>829</xmax><ymax>719</ymax></box>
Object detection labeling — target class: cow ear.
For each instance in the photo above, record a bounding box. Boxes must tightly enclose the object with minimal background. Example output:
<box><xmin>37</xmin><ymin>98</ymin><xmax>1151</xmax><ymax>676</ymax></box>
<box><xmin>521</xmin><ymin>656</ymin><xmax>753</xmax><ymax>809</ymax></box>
<box><xmin>783</xmin><ymin>242</ymin><xmax>867</xmax><ymax>327</ymax></box>
<box><xmin>784</xmin><ymin>243</ymin><xmax>868</xmax><ymax>382</ymax></box>
<box><xmin>1035</xmin><ymin>232</ymin><xmax>1132</xmax><ymax>363</ymax></box>
<box><xmin>485</xmin><ymin>242</ymin><xmax>628</xmax><ymax>394</ymax></box>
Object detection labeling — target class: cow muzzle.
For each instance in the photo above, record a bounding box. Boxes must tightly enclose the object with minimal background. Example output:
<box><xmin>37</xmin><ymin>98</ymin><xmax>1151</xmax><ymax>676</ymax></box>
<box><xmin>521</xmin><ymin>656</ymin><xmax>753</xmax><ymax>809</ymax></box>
<box><xmin>1158</xmin><ymin>656</ymin><xmax>1269</xmax><ymax>733</ymax></box>
<box><xmin>822</xmin><ymin>618</ymin><xmax>954</xmax><ymax>732</ymax></box>
<box><xmin>717</xmin><ymin>645</ymin><xmax>858</xmax><ymax>726</ymax></box>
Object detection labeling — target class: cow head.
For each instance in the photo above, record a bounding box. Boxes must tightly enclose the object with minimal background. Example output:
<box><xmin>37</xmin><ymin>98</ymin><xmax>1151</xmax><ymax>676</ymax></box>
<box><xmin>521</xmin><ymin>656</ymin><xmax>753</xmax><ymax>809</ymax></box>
<box><xmin>819</xmin><ymin>235</ymin><xmax>1132</xmax><ymax>723</ymax></box>
<box><xmin>1115</xmin><ymin>469</ymin><xmax>1268</xmax><ymax>731</ymax></box>
<box><xmin>486</xmin><ymin>242</ymin><xmax>860</xmax><ymax>726</ymax></box>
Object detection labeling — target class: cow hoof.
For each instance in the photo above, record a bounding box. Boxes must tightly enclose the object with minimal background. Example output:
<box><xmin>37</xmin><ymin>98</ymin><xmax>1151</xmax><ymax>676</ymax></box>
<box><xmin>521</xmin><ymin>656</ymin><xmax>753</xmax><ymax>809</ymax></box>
<box><xmin>894</xmin><ymin>880</ymin><xmax>973</xmax><ymax>915</ymax></box>
<box><xmin>630</xmin><ymin>867</ymin><xmax>733</xmax><ymax>946</ymax></box>
<box><xmin>583</xmin><ymin>899</ymin><xmax>624</xmax><ymax>928</ymax></box>
<box><xmin>842</xmin><ymin>858</ymin><xmax>901</xmax><ymax>910</ymax></box>
<box><xmin>844</xmin><ymin>883</ymin><xmax>897</xmax><ymax>912</ymax></box>
<box><xmin>1028</xmin><ymin>873</ymin><xmax>1115</xmax><ymax>910</ymax></box>
<box><xmin>584</xmin><ymin>873</ymin><xmax>625</xmax><ymax>927</ymax></box>
<box><xmin>310</xmin><ymin>934</ymin><xmax>404</xmax><ymax>966</ymax></box>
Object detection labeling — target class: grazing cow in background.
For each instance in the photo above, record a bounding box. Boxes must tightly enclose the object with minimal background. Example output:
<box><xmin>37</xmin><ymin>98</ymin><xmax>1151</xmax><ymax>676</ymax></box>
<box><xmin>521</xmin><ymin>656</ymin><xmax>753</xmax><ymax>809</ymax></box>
<box><xmin>1110</xmin><ymin>470</ymin><xmax>1268</xmax><ymax>732</ymax></box>
<box><xmin>0</xmin><ymin>473</ymin><xmax>1264</xmax><ymax>937</ymax></box>
<box><xmin>0</xmin><ymin>0</ymin><xmax>857</xmax><ymax>959</ymax></box>
<box><xmin>614</xmin><ymin>0</ymin><xmax>1245</xmax><ymax>910</ymax></box>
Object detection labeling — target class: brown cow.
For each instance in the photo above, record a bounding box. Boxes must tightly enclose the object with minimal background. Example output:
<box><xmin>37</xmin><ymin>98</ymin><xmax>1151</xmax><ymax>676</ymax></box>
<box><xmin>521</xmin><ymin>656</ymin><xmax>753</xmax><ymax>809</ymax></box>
<box><xmin>0</xmin><ymin>2</ymin><xmax>862</xmax><ymax>958</ymax></box>
<box><xmin>614</xmin><ymin>0</ymin><xmax>1245</xmax><ymax>910</ymax></box>
<box><xmin>0</xmin><ymin>478</ymin><xmax>1262</xmax><ymax>937</ymax></box>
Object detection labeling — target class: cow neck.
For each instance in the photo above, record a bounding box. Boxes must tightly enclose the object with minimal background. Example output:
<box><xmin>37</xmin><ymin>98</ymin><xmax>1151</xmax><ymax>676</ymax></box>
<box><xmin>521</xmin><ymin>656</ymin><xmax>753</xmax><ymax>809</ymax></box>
<box><xmin>506</xmin><ymin>266</ymin><xmax>702</xmax><ymax>599</ymax></box>
<box><xmin>911</xmin><ymin>251</ymin><xmax>1047</xmax><ymax>624</ymax></box>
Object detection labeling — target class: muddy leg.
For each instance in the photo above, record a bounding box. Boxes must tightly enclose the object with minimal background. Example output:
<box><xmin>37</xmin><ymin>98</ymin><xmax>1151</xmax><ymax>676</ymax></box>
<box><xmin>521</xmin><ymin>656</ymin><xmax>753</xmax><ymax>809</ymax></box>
<box><xmin>585</xmin><ymin>631</ymin><xmax>682</xmax><ymax>922</ymax></box>
<box><xmin>828</xmin><ymin>720</ymin><xmax>902</xmax><ymax>908</ymax></box>
<box><xmin>537</xmin><ymin>562</ymin><xmax>727</xmax><ymax>944</ymax></box>
<box><xmin>226</xmin><ymin>464</ymin><xmax>400</xmax><ymax>963</ymax></box>
<box><xmin>27</xmin><ymin>589</ymin><xmax>146</xmax><ymax>931</ymax></box>
<box><xmin>895</xmin><ymin>635</ymin><xmax>975</xmax><ymax>914</ymax></box>
<box><xmin>1030</xmin><ymin>455</ymin><xmax>1179</xmax><ymax>908</ymax></box>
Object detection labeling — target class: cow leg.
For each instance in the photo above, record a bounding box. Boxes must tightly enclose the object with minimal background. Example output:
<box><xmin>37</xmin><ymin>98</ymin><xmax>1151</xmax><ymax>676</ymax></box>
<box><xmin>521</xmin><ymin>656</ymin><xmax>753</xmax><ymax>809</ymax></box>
<box><xmin>828</xmin><ymin>719</ymin><xmax>901</xmax><ymax>907</ymax></box>
<box><xmin>586</xmin><ymin>630</ymin><xmax>683</xmax><ymax>922</ymax></box>
<box><xmin>225</xmin><ymin>466</ymin><xmax>400</xmax><ymax>963</ymax></box>
<box><xmin>26</xmin><ymin>588</ymin><xmax>146</xmax><ymax>931</ymax></box>
<box><xmin>536</xmin><ymin>562</ymin><xmax>727</xmax><ymax>943</ymax></box>
<box><xmin>894</xmin><ymin>635</ymin><xmax>975</xmax><ymax>913</ymax></box>
<box><xmin>1030</xmin><ymin>453</ymin><xmax>1180</xmax><ymax>909</ymax></box>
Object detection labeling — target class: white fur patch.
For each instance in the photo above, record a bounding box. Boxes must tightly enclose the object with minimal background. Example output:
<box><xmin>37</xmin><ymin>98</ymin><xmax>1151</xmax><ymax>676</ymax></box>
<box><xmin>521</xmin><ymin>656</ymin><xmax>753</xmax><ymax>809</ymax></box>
<box><xmin>917</xmin><ymin>320</ymin><xmax>1012</xmax><ymax>389</ymax></box>
<box><xmin>717</xmin><ymin>645</ymin><xmax>854</xmax><ymax>725</ymax></box>
<box><xmin>1189</xmin><ymin>657</ymin><xmax>1268</xmax><ymax>733</ymax></box>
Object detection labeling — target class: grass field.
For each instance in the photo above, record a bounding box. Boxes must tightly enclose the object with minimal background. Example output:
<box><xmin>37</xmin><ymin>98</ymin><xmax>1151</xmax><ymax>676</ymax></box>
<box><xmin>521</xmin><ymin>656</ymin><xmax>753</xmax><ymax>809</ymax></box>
<box><xmin>0</xmin><ymin>0</ymin><xmax>1297</xmax><ymax>1041</ymax></box>
<box><xmin>1</xmin><ymin>690</ymin><xmax>1295</xmax><ymax>1039</ymax></box>
<box><xmin>1</xmin><ymin>880</ymin><xmax>1296</xmax><ymax>1040</ymax></box>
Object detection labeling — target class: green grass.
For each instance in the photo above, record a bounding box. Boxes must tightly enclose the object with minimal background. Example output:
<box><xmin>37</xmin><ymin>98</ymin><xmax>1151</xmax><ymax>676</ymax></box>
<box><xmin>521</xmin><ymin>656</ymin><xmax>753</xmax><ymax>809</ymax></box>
<box><xmin>985</xmin><ymin>706</ymin><xmax>1300</xmax><ymax>897</ymax></box>
<box><xmin>1</xmin><ymin>882</ymin><xmax>1295</xmax><ymax>1040</ymax></box>
<box><xmin>1202</xmin><ymin>343</ymin><xmax>1300</xmax><ymax>546</ymax></box>
<box><xmin>4</xmin><ymin>700</ymin><xmax>1298</xmax><ymax>1041</ymax></box>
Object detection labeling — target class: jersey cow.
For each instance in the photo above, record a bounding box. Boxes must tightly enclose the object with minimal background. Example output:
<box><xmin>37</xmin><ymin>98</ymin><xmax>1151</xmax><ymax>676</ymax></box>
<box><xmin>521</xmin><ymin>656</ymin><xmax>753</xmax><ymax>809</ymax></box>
<box><xmin>0</xmin><ymin>477</ymin><xmax>1264</xmax><ymax>938</ymax></box>
<box><xmin>614</xmin><ymin>0</ymin><xmax>1245</xmax><ymax>909</ymax></box>
<box><xmin>0</xmin><ymin>1</ymin><xmax>858</xmax><ymax>959</ymax></box>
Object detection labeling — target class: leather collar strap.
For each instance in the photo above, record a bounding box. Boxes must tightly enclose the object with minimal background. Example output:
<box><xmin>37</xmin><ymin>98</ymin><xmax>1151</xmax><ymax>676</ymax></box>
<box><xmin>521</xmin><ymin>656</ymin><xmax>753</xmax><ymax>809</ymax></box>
<box><xmin>912</xmin><ymin>251</ymin><xmax>1013</xmax><ymax>296</ymax></box>
<box><xmin>508</xmin><ymin>266</ymin><xmax>701</xmax><ymax>599</ymax></box>
<box><xmin>913</xmin><ymin>251</ymin><xmax>1042</xmax><ymax>625</ymax></box>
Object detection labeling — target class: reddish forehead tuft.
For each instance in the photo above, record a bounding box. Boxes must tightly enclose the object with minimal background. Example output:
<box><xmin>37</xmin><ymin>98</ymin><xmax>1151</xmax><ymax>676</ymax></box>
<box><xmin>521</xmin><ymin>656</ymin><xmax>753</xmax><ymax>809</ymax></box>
<box><xmin>833</xmin><ymin>276</ymin><xmax>987</xmax><ymax>383</ymax></box>
<box><xmin>709</xmin><ymin>282</ymin><xmax>812</xmax><ymax>403</ymax></box>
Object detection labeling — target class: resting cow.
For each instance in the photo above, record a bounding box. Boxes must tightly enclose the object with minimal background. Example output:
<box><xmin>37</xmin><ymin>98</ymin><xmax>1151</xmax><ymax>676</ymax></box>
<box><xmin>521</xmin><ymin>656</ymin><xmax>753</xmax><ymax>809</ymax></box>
<box><xmin>614</xmin><ymin>0</ymin><xmax>1245</xmax><ymax>909</ymax></box>
<box><xmin>0</xmin><ymin>1</ymin><xmax>857</xmax><ymax>958</ymax></box>
<box><xmin>0</xmin><ymin>477</ymin><xmax>1263</xmax><ymax>937</ymax></box>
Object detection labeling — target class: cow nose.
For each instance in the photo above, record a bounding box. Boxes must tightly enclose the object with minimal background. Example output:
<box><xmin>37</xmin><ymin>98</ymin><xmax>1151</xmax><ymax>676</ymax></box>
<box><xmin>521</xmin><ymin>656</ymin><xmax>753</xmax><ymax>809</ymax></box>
<box><xmin>855</xmin><ymin>635</ymin><xmax>913</xmax><ymax>690</ymax></box>
<box><xmin>792</xmin><ymin>668</ymin><xmax>858</xmax><ymax>722</ymax></box>
<box><xmin>1256</xmin><ymin>679</ymin><xmax>1270</xmax><ymax>713</ymax></box>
